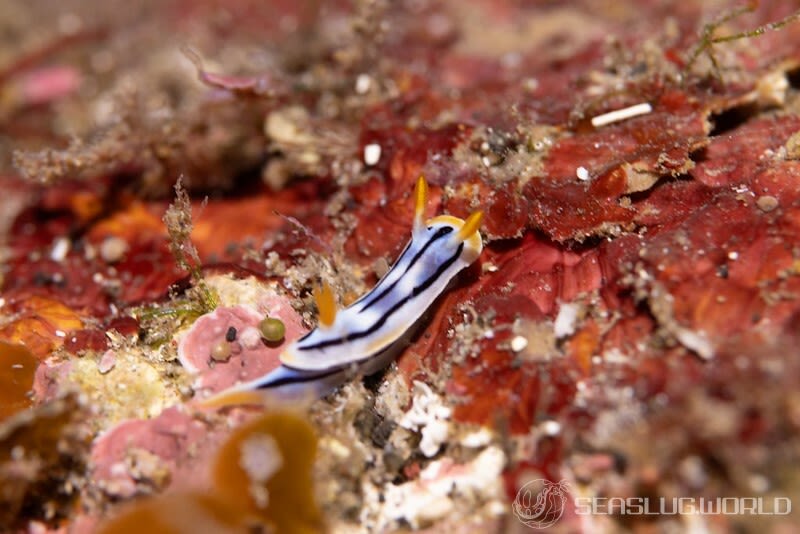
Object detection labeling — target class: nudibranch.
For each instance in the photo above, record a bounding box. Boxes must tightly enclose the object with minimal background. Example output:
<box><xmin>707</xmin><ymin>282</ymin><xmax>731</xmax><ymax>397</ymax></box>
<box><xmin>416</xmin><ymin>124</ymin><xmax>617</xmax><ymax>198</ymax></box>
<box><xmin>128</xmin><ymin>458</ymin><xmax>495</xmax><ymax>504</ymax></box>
<box><xmin>204</xmin><ymin>177</ymin><xmax>482</xmax><ymax>406</ymax></box>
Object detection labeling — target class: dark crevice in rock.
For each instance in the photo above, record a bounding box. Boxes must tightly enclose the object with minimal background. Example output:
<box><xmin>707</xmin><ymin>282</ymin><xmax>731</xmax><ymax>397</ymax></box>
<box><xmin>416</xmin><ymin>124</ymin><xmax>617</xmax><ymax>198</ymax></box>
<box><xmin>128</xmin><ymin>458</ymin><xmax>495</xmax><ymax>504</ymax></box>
<box><xmin>708</xmin><ymin>102</ymin><xmax>761</xmax><ymax>137</ymax></box>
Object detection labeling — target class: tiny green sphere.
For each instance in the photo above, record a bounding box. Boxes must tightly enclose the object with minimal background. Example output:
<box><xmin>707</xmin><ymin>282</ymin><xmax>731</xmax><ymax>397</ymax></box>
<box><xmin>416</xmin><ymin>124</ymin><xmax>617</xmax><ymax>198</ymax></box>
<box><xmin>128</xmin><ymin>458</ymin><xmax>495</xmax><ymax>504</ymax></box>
<box><xmin>259</xmin><ymin>317</ymin><xmax>285</xmax><ymax>342</ymax></box>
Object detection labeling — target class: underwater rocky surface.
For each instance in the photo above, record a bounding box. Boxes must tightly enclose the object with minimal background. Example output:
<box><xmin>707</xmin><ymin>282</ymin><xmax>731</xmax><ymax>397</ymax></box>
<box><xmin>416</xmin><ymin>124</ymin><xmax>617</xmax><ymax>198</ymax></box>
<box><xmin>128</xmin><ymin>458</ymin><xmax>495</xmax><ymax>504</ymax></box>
<box><xmin>1</xmin><ymin>0</ymin><xmax>800</xmax><ymax>532</ymax></box>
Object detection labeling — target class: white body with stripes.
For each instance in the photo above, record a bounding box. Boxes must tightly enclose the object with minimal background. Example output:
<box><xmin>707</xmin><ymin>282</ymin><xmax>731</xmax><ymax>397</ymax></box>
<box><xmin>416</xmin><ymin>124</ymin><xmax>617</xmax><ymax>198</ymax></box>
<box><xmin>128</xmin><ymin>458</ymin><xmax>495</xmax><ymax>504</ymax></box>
<box><xmin>282</xmin><ymin>215</ymin><xmax>482</xmax><ymax>371</ymax></box>
<box><xmin>202</xmin><ymin>178</ymin><xmax>483</xmax><ymax>404</ymax></box>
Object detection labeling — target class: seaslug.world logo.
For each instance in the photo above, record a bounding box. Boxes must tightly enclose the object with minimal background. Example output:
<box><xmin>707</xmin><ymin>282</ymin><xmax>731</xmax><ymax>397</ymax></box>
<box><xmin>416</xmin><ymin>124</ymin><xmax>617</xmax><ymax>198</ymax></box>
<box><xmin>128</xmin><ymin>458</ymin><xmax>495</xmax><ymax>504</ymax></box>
<box><xmin>512</xmin><ymin>478</ymin><xmax>792</xmax><ymax>529</ymax></box>
<box><xmin>512</xmin><ymin>479</ymin><xmax>570</xmax><ymax>529</ymax></box>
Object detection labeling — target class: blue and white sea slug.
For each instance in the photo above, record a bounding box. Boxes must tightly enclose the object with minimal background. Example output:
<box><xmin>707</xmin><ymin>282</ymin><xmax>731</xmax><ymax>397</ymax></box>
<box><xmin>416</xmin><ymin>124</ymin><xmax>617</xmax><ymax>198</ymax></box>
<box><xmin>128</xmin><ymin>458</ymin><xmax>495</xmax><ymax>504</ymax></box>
<box><xmin>205</xmin><ymin>176</ymin><xmax>482</xmax><ymax>406</ymax></box>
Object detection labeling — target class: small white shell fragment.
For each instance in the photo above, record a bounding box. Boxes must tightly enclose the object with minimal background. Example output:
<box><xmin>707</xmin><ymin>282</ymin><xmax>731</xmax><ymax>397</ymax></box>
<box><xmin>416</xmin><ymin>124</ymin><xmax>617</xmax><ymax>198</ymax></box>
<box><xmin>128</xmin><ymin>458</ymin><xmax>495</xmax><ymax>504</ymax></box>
<box><xmin>239</xmin><ymin>326</ymin><xmax>263</xmax><ymax>350</ymax></box>
<box><xmin>554</xmin><ymin>302</ymin><xmax>580</xmax><ymax>339</ymax></box>
<box><xmin>355</xmin><ymin>73</ymin><xmax>372</xmax><ymax>94</ymax></box>
<box><xmin>755</xmin><ymin>70</ymin><xmax>788</xmax><ymax>107</ymax></box>
<box><xmin>522</xmin><ymin>77</ymin><xmax>539</xmax><ymax>91</ymax></box>
<box><xmin>265</xmin><ymin>107</ymin><xmax>311</xmax><ymax>144</ymax></box>
<box><xmin>591</xmin><ymin>102</ymin><xmax>653</xmax><ymax>128</ymax></box>
<box><xmin>97</xmin><ymin>350</ymin><xmax>117</xmax><ymax>374</ymax></box>
<box><xmin>421</xmin><ymin>420</ymin><xmax>449</xmax><ymax>458</ymax></box>
<box><xmin>100</xmin><ymin>236</ymin><xmax>128</xmax><ymax>263</ymax></box>
<box><xmin>460</xmin><ymin>428</ymin><xmax>493</xmax><ymax>448</ymax></box>
<box><xmin>674</xmin><ymin>327</ymin><xmax>714</xmax><ymax>360</ymax></box>
<box><xmin>374</xmin><ymin>446</ymin><xmax>506</xmax><ymax>529</ymax></box>
<box><xmin>364</xmin><ymin>143</ymin><xmax>382</xmax><ymax>166</ymax></box>
<box><xmin>109</xmin><ymin>462</ymin><xmax>127</xmax><ymax>477</ymax></box>
<box><xmin>50</xmin><ymin>237</ymin><xmax>71</xmax><ymax>262</ymax></box>
<box><xmin>239</xmin><ymin>434</ymin><xmax>283</xmax><ymax>483</ymax></box>
<box><xmin>399</xmin><ymin>381</ymin><xmax>452</xmax><ymax>458</ymax></box>
<box><xmin>482</xmin><ymin>262</ymin><xmax>499</xmax><ymax>273</ymax></box>
<box><xmin>756</xmin><ymin>195</ymin><xmax>779</xmax><ymax>212</ymax></box>
<box><xmin>510</xmin><ymin>335</ymin><xmax>528</xmax><ymax>352</ymax></box>
<box><xmin>541</xmin><ymin>420</ymin><xmax>561</xmax><ymax>436</ymax></box>
<box><xmin>576</xmin><ymin>166</ymin><xmax>590</xmax><ymax>181</ymax></box>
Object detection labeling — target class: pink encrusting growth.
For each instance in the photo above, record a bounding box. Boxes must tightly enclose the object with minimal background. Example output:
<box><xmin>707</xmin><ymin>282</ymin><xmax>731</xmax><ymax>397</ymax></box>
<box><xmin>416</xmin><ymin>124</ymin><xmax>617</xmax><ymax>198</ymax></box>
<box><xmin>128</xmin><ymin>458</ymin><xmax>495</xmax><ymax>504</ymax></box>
<box><xmin>3</xmin><ymin>1</ymin><xmax>800</xmax><ymax>531</ymax></box>
<box><xmin>178</xmin><ymin>300</ymin><xmax>307</xmax><ymax>395</ymax></box>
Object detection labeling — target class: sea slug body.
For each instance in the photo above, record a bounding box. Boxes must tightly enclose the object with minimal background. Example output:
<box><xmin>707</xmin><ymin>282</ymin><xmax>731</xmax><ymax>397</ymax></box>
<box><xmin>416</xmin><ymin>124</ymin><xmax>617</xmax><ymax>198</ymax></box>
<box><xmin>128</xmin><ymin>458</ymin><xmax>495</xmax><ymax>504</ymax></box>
<box><xmin>205</xmin><ymin>177</ymin><xmax>483</xmax><ymax>405</ymax></box>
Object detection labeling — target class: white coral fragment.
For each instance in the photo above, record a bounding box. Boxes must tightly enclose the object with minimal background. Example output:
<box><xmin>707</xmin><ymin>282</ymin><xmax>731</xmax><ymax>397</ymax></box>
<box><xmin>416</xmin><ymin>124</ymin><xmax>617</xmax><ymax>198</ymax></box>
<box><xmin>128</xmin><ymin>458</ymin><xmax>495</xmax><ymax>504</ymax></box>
<box><xmin>399</xmin><ymin>381</ymin><xmax>452</xmax><ymax>458</ymax></box>
<box><xmin>370</xmin><ymin>446</ymin><xmax>506</xmax><ymax>529</ymax></box>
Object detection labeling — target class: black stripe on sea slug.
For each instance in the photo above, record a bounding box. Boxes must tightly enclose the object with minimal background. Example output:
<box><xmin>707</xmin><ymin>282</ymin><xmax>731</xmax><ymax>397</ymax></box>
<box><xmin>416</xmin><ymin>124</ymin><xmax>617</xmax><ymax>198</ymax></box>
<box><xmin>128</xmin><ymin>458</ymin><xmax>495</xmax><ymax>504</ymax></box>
<box><xmin>256</xmin><ymin>366</ymin><xmax>343</xmax><ymax>388</ymax></box>
<box><xmin>357</xmin><ymin>226</ymin><xmax>454</xmax><ymax>313</ymax></box>
<box><xmin>297</xmin><ymin>242</ymin><xmax>464</xmax><ymax>352</ymax></box>
<box><xmin>293</xmin><ymin>226</ymin><xmax>454</xmax><ymax>344</ymax></box>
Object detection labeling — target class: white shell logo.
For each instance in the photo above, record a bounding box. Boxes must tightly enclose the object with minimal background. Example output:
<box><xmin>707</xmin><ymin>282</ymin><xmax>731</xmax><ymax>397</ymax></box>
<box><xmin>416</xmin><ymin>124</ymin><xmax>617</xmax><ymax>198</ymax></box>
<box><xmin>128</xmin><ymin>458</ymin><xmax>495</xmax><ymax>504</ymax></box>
<box><xmin>512</xmin><ymin>479</ymin><xmax>570</xmax><ymax>529</ymax></box>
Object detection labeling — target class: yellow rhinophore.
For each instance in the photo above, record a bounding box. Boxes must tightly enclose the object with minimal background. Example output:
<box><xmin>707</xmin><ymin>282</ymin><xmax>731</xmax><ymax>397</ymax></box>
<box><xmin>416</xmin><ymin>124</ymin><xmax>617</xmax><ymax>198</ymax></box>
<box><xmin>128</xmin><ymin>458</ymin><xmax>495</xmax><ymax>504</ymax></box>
<box><xmin>314</xmin><ymin>281</ymin><xmax>337</xmax><ymax>328</ymax></box>
<box><xmin>457</xmin><ymin>210</ymin><xmax>484</xmax><ymax>241</ymax></box>
<box><xmin>413</xmin><ymin>175</ymin><xmax>429</xmax><ymax>233</ymax></box>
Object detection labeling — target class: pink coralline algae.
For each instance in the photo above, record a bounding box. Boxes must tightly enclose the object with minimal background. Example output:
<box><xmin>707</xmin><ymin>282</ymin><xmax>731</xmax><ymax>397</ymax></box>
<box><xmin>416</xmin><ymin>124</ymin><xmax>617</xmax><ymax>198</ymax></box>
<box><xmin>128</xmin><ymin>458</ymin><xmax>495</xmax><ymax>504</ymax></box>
<box><xmin>3</xmin><ymin>0</ymin><xmax>800</xmax><ymax>532</ymax></box>
<box><xmin>90</xmin><ymin>406</ymin><xmax>252</xmax><ymax>500</ymax></box>
<box><xmin>178</xmin><ymin>301</ymin><xmax>307</xmax><ymax>395</ymax></box>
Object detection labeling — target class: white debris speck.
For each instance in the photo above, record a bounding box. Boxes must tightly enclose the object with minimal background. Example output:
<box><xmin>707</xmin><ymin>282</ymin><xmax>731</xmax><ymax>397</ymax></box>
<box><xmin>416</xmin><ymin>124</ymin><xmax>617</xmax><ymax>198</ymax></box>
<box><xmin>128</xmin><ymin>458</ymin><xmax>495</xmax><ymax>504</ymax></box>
<box><xmin>522</xmin><ymin>77</ymin><xmax>539</xmax><ymax>92</ymax></box>
<box><xmin>239</xmin><ymin>326</ymin><xmax>263</xmax><ymax>350</ymax></box>
<box><xmin>355</xmin><ymin>73</ymin><xmax>372</xmax><ymax>94</ymax></box>
<box><xmin>399</xmin><ymin>381</ymin><xmax>452</xmax><ymax>457</ymax></box>
<box><xmin>239</xmin><ymin>434</ymin><xmax>282</xmax><ymax>483</ymax></box>
<box><xmin>50</xmin><ymin>237</ymin><xmax>71</xmax><ymax>262</ymax></box>
<box><xmin>554</xmin><ymin>302</ymin><xmax>580</xmax><ymax>339</ymax></box>
<box><xmin>755</xmin><ymin>70</ymin><xmax>788</xmax><ymax>107</ymax></box>
<box><xmin>733</xmin><ymin>184</ymin><xmax>750</xmax><ymax>194</ymax></box>
<box><xmin>482</xmin><ymin>262</ymin><xmax>499</xmax><ymax>273</ymax></box>
<box><xmin>100</xmin><ymin>236</ymin><xmax>128</xmax><ymax>263</ymax></box>
<box><xmin>576</xmin><ymin>166</ymin><xmax>590</xmax><ymax>181</ymax></box>
<box><xmin>591</xmin><ymin>102</ymin><xmax>653</xmax><ymax>128</ymax></box>
<box><xmin>460</xmin><ymin>427</ymin><xmax>493</xmax><ymax>448</ymax></box>
<box><xmin>541</xmin><ymin>420</ymin><xmax>561</xmax><ymax>436</ymax></box>
<box><xmin>97</xmin><ymin>350</ymin><xmax>117</xmax><ymax>374</ymax></box>
<box><xmin>674</xmin><ymin>327</ymin><xmax>714</xmax><ymax>360</ymax></box>
<box><xmin>728</xmin><ymin>251</ymin><xmax>739</xmax><ymax>260</ymax></box>
<box><xmin>756</xmin><ymin>195</ymin><xmax>779</xmax><ymax>212</ymax></box>
<box><xmin>239</xmin><ymin>433</ymin><xmax>283</xmax><ymax>509</ymax></box>
<box><xmin>319</xmin><ymin>436</ymin><xmax>351</xmax><ymax>459</ymax></box>
<box><xmin>364</xmin><ymin>143</ymin><xmax>382</xmax><ymax>166</ymax></box>
<box><xmin>265</xmin><ymin>107</ymin><xmax>311</xmax><ymax>145</ymax></box>
<box><xmin>371</xmin><ymin>446</ymin><xmax>506</xmax><ymax>529</ymax></box>
<box><xmin>54</xmin><ymin>330</ymin><xmax>66</xmax><ymax>338</ymax></box>
<box><xmin>510</xmin><ymin>335</ymin><xmax>528</xmax><ymax>352</ymax></box>
<box><xmin>109</xmin><ymin>462</ymin><xmax>127</xmax><ymax>477</ymax></box>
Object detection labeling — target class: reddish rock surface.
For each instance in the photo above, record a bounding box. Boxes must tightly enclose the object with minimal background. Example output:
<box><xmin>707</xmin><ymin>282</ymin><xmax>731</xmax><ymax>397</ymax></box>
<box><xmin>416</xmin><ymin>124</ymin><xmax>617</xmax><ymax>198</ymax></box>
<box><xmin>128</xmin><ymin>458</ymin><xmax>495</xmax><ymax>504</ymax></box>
<box><xmin>1</xmin><ymin>0</ymin><xmax>800</xmax><ymax>531</ymax></box>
